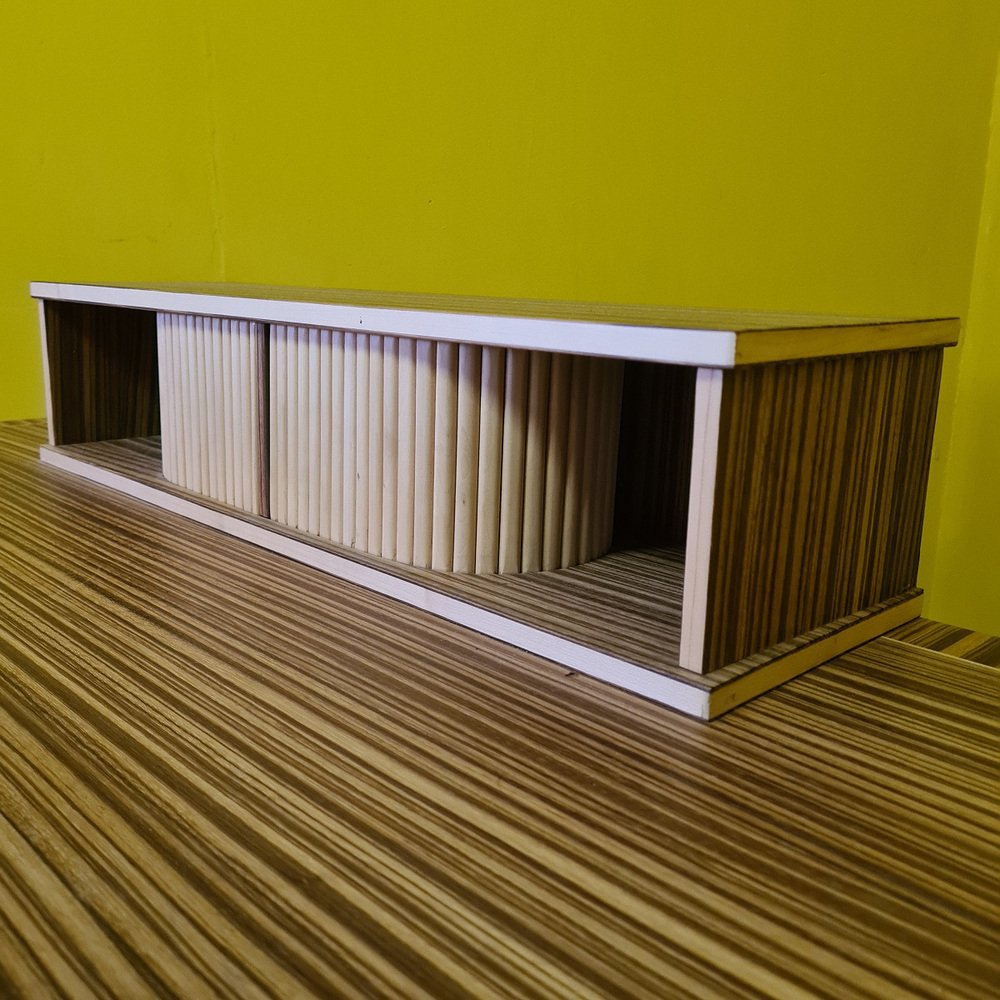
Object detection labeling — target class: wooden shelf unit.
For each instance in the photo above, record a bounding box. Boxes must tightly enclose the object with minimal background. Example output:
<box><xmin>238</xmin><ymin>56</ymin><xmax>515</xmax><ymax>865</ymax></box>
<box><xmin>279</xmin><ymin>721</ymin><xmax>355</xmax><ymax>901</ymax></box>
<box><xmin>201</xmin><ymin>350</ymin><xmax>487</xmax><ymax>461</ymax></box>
<box><xmin>32</xmin><ymin>282</ymin><xmax>958</xmax><ymax>718</ymax></box>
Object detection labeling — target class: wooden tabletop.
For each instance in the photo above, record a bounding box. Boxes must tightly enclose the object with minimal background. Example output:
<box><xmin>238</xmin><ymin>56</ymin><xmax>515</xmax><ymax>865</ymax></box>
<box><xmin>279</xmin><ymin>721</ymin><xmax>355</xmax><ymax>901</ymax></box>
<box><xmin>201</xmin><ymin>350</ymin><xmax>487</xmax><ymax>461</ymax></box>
<box><xmin>0</xmin><ymin>420</ymin><xmax>996</xmax><ymax>999</ymax></box>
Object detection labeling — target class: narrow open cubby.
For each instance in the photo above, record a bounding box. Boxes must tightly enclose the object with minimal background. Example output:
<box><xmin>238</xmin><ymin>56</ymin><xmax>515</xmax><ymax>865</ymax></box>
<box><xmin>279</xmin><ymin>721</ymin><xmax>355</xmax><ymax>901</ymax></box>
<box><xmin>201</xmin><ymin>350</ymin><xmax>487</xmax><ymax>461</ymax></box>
<box><xmin>34</xmin><ymin>282</ymin><xmax>958</xmax><ymax>717</ymax></box>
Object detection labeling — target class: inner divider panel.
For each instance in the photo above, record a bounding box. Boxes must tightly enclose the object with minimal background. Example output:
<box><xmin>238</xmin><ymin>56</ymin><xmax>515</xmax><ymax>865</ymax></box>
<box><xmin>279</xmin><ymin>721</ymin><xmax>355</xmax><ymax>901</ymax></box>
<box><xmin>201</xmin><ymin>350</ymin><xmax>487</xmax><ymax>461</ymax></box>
<box><xmin>702</xmin><ymin>347</ymin><xmax>944</xmax><ymax>672</ymax></box>
<box><xmin>44</xmin><ymin>300</ymin><xmax>159</xmax><ymax>446</ymax></box>
<box><xmin>157</xmin><ymin>312</ymin><xmax>267</xmax><ymax>516</ymax></box>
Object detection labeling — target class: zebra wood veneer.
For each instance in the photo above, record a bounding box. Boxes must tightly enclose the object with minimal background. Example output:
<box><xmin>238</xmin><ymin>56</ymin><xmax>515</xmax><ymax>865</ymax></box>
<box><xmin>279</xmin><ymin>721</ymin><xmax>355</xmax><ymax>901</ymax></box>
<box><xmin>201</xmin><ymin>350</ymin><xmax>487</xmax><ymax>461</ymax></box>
<box><xmin>32</xmin><ymin>281</ymin><xmax>958</xmax><ymax>718</ymax></box>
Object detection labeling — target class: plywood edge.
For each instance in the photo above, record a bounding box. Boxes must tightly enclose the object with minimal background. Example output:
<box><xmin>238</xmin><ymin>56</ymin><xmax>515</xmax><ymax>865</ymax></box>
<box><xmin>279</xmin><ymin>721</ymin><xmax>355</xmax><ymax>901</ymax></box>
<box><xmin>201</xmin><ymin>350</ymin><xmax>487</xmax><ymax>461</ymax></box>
<box><xmin>733</xmin><ymin>319</ymin><xmax>959</xmax><ymax>365</ymax></box>
<box><xmin>38</xmin><ymin>301</ymin><xmax>55</xmax><ymax>446</ymax></box>
<box><xmin>29</xmin><ymin>282</ymin><xmax>737</xmax><ymax>368</ymax></box>
<box><xmin>706</xmin><ymin>593</ymin><xmax>923</xmax><ymax>718</ymax></box>
<box><xmin>678</xmin><ymin>369</ymin><xmax>724</xmax><ymax>673</ymax></box>
<box><xmin>38</xmin><ymin>444</ymin><xmax>712</xmax><ymax>719</ymax></box>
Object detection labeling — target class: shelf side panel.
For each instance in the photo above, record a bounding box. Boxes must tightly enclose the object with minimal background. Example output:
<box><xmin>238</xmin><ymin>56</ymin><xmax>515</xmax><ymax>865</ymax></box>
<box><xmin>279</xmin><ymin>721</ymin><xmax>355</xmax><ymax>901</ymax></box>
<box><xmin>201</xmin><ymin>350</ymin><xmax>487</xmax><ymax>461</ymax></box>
<box><xmin>702</xmin><ymin>348</ymin><xmax>944</xmax><ymax>672</ymax></box>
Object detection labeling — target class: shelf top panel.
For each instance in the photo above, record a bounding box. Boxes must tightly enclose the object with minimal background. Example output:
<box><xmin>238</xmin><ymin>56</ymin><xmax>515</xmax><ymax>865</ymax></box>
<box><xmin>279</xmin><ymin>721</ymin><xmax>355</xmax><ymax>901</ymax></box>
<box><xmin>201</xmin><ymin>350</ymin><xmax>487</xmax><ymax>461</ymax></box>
<box><xmin>31</xmin><ymin>281</ymin><xmax>959</xmax><ymax>367</ymax></box>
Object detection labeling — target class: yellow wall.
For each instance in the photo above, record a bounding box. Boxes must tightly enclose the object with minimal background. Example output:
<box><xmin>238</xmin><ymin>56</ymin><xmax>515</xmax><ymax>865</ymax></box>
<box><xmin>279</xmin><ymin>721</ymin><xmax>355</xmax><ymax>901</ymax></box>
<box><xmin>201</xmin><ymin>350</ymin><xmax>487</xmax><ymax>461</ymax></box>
<box><xmin>1</xmin><ymin>2</ymin><xmax>998</xmax><ymax>627</ymax></box>
<box><xmin>923</xmin><ymin>60</ymin><xmax>1000</xmax><ymax>632</ymax></box>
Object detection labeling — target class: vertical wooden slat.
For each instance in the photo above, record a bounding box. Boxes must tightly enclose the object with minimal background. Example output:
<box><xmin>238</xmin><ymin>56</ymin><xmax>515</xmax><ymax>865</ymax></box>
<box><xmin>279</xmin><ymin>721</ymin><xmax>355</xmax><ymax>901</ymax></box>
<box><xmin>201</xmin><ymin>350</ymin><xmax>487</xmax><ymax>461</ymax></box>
<box><xmin>294</xmin><ymin>325</ymin><xmax>309</xmax><ymax>529</ymax></box>
<box><xmin>197</xmin><ymin>318</ymin><xmax>213</xmax><ymax>495</ymax></box>
<box><xmin>355</xmin><ymin>335</ymin><xmax>370</xmax><ymax>549</ymax></box>
<box><xmin>368</xmin><ymin>335</ymin><xmax>384</xmax><ymax>555</ymax></box>
<box><xmin>431</xmin><ymin>343</ymin><xmax>459</xmax><ymax>571</ymax></box>
<box><xmin>381</xmin><ymin>337</ymin><xmax>399</xmax><ymax>562</ymax></box>
<box><xmin>396</xmin><ymin>337</ymin><xmax>417</xmax><ymax>564</ymax></box>
<box><xmin>521</xmin><ymin>352</ymin><xmax>551</xmax><ymax>573</ymax></box>
<box><xmin>412</xmin><ymin>340</ymin><xmax>436</xmax><ymax>568</ymax></box>
<box><xmin>283</xmin><ymin>326</ymin><xmax>298</xmax><ymax>527</ymax></box>
<box><xmin>542</xmin><ymin>354</ymin><xmax>571</xmax><ymax>571</ymax></box>
<box><xmin>341</xmin><ymin>333</ymin><xmax>358</xmax><ymax>546</ymax></box>
<box><xmin>577</xmin><ymin>357</ymin><xmax>604</xmax><ymax>564</ymax></box>
<box><xmin>305</xmin><ymin>327</ymin><xmax>321</xmax><ymax>534</ymax></box>
<box><xmin>498</xmin><ymin>349</ymin><xmax>529</xmax><ymax>574</ymax></box>
<box><xmin>475</xmin><ymin>347</ymin><xmax>505</xmax><ymax>574</ymax></box>
<box><xmin>220</xmin><ymin>318</ymin><xmax>236</xmax><ymax>507</ymax></box>
<box><xmin>209</xmin><ymin>320</ymin><xmax>225</xmax><ymax>505</ymax></box>
<box><xmin>560</xmin><ymin>354</ymin><xmax>589</xmax><ymax>568</ymax></box>
<box><xmin>269</xmin><ymin>326</ymin><xmax>284</xmax><ymax>523</ymax></box>
<box><xmin>184</xmin><ymin>317</ymin><xmax>201</xmax><ymax>495</ymax></box>
<box><xmin>329</xmin><ymin>330</ymin><xmax>346</xmax><ymax>545</ymax></box>
<box><xmin>453</xmin><ymin>345</ymin><xmax>482</xmax><ymax>574</ymax></box>
<box><xmin>318</xmin><ymin>329</ymin><xmax>332</xmax><ymax>539</ymax></box>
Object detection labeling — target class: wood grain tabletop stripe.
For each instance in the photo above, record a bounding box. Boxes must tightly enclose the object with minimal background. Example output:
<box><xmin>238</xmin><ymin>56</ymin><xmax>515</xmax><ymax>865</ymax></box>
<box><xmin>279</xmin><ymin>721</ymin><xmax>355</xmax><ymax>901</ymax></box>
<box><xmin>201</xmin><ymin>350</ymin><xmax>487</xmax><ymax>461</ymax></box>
<box><xmin>1</xmin><ymin>419</ymin><xmax>997</xmax><ymax>999</ymax></box>
<box><xmin>888</xmin><ymin>617</ymin><xmax>1000</xmax><ymax>668</ymax></box>
<box><xmin>704</xmin><ymin>348</ymin><xmax>942</xmax><ymax>671</ymax></box>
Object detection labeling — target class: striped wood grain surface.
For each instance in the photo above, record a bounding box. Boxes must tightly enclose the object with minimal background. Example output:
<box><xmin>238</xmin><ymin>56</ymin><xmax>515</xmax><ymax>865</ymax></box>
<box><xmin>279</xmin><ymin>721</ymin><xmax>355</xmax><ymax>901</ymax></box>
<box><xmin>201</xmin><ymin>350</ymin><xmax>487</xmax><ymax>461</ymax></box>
<box><xmin>703</xmin><ymin>348</ymin><xmax>943</xmax><ymax>672</ymax></box>
<box><xmin>43</xmin><ymin>300</ymin><xmax>160</xmax><ymax>446</ymax></box>
<box><xmin>889</xmin><ymin>617</ymin><xmax>1000</xmax><ymax>667</ymax></box>
<box><xmin>42</xmin><ymin>437</ymin><xmax>929</xmax><ymax>702</ymax></box>
<box><xmin>53</xmin><ymin>433</ymin><xmax>689</xmax><ymax>678</ymax></box>
<box><xmin>2</xmin><ymin>419</ymin><xmax>998</xmax><ymax>999</ymax></box>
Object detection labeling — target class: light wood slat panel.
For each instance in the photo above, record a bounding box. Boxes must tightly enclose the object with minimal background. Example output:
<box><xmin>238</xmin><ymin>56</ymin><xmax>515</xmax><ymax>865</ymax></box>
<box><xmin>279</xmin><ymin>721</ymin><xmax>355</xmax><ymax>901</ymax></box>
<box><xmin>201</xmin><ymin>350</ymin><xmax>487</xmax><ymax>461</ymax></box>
<box><xmin>268</xmin><ymin>331</ymin><xmax>621</xmax><ymax>574</ymax></box>
<box><xmin>703</xmin><ymin>349</ymin><xmax>943</xmax><ymax>672</ymax></box>
<box><xmin>4</xmin><ymin>419</ymin><xmax>999</xmax><ymax>999</ymax></box>
<box><xmin>160</xmin><ymin>314</ymin><xmax>266</xmax><ymax>516</ymax></box>
<box><xmin>888</xmin><ymin>618</ymin><xmax>1000</xmax><ymax>668</ymax></box>
<box><xmin>43</xmin><ymin>301</ymin><xmax>159</xmax><ymax>446</ymax></box>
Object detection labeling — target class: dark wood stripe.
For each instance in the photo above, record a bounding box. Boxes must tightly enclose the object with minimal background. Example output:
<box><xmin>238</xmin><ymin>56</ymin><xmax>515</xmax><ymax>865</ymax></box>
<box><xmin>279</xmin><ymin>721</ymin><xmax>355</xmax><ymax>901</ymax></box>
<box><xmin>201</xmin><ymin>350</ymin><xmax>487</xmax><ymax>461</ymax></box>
<box><xmin>1</xmin><ymin>419</ymin><xmax>998</xmax><ymax>997</ymax></box>
<box><xmin>52</xmin><ymin>434</ymin><xmax>689</xmax><ymax>678</ymax></box>
<box><xmin>888</xmin><ymin>617</ymin><xmax>1000</xmax><ymax>668</ymax></box>
<box><xmin>44</xmin><ymin>437</ymin><xmax>927</xmax><ymax>702</ymax></box>
<box><xmin>44</xmin><ymin>301</ymin><xmax>160</xmax><ymax>446</ymax></box>
<box><xmin>704</xmin><ymin>348</ymin><xmax>943</xmax><ymax>672</ymax></box>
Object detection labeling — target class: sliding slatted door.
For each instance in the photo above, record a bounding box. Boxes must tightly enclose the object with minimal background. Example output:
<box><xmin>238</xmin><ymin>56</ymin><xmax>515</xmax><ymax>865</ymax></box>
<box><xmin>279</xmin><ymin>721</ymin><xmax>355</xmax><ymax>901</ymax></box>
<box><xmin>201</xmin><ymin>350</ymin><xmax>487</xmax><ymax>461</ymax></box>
<box><xmin>268</xmin><ymin>328</ymin><xmax>625</xmax><ymax>574</ymax></box>
<box><xmin>156</xmin><ymin>313</ymin><xmax>268</xmax><ymax>516</ymax></box>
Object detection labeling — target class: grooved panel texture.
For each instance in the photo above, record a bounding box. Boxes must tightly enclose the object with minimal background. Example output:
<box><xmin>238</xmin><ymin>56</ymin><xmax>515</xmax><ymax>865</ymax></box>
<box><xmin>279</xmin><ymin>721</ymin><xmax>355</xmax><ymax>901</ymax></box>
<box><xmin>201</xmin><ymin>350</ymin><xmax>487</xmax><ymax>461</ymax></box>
<box><xmin>268</xmin><ymin>326</ymin><xmax>624</xmax><ymax>574</ymax></box>
<box><xmin>156</xmin><ymin>313</ymin><xmax>268</xmax><ymax>516</ymax></box>
<box><xmin>703</xmin><ymin>348</ymin><xmax>944</xmax><ymax>671</ymax></box>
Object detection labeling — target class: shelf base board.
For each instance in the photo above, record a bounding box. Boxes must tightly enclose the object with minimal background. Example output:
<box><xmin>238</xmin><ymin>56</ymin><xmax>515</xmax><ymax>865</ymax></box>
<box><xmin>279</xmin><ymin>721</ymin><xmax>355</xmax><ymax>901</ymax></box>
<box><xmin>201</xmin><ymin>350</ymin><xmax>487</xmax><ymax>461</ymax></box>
<box><xmin>39</xmin><ymin>440</ymin><xmax>922</xmax><ymax>719</ymax></box>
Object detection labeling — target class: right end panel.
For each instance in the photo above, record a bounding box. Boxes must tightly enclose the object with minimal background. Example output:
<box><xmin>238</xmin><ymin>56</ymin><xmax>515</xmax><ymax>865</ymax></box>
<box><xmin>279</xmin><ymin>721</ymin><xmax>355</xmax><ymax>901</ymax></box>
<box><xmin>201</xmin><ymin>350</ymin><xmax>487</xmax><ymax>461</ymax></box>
<box><xmin>702</xmin><ymin>348</ymin><xmax>944</xmax><ymax>673</ymax></box>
